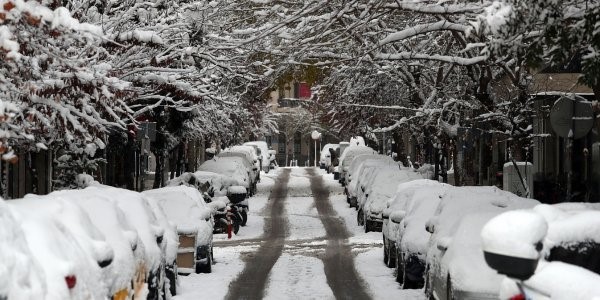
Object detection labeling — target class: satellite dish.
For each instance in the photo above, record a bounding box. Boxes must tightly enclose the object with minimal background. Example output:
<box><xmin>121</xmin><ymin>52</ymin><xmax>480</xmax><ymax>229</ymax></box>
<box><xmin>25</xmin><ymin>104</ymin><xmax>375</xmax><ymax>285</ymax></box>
<box><xmin>549</xmin><ymin>95</ymin><xmax>594</xmax><ymax>139</ymax></box>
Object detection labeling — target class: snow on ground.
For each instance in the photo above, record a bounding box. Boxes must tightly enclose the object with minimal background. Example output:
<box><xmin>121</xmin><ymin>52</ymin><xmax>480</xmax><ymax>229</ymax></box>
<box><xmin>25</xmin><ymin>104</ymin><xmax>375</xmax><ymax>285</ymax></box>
<box><xmin>176</xmin><ymin>167</ymin><xmax>426</xmax><ymax>299</ymax></box>
<box><xmin>287</xmin><ymin>196</ymin><xmax>326</xmax><ymax>241</ymax></box>
<box><xmin>173</xmin><ymin>245</ymin><xmax>252</xmax><ymax>300</ymax></box>
<box><xmin>287</xmin><ymin>167</ymin><xmax>313</xmax><ymax>197</ymax></box>
<box><xmin>356</xmin><ymin>248</ymin><xmax>426</xmax><ymax>300</ymax></box>
<box><xmin>263</xmin><ymin>253</ymin><xmax>334</xmax><ymax>300</ymax></box>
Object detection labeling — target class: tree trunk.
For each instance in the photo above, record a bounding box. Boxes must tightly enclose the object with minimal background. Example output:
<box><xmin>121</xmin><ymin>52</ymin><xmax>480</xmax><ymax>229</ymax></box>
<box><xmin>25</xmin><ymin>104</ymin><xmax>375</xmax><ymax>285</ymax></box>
<box><xmin>153</xmin><ymin>153</ymin><xmax>163</xmax><ymax>189</ymax></box>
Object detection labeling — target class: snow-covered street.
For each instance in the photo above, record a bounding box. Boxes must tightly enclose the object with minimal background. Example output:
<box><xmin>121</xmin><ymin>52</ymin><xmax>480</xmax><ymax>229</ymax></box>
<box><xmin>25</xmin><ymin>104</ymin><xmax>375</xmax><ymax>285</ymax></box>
<box><xmin>173</xmin><ymin>167</ymin><xmax>426</xmax><ymax>300</ymax></box>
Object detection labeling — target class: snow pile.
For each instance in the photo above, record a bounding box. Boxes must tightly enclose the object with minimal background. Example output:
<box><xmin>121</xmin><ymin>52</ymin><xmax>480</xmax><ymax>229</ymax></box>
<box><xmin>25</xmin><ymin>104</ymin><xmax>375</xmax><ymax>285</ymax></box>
<box><xmin>481</xmin><ymin>210</ymin><xmax>547</xmax><ymax>259</ymax></box>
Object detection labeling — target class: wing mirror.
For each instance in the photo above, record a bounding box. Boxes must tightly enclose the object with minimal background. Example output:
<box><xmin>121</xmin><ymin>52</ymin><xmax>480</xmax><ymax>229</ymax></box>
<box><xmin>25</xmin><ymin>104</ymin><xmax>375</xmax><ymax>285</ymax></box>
<box><xmin>382</xmin><ymin>209</ymin><xmax>390</xmax><ymax>220</ymax></box>
<box><xmin>425</xmin><ymin>218</ymin><xmax>437</xmax><ymax>233</ymax></box>
<box><xmin>437</xmin><ymin>237</ymin><xmax>451</xmax><ymax>251</ymax></box>
<box><xmin>481</xmin><ymin>210</ymin><xmax>548</xmax><ymax>281</ymax></box>
<box><xmin>390</xmin><ymin>211</ymin><xmax>405</xmax><ymax>224</ymax></box>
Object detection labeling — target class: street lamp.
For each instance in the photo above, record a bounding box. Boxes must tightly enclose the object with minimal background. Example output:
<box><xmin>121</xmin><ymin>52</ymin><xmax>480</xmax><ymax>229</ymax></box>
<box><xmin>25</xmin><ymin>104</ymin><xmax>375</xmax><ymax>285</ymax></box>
<box><xmin>311</xmin><ymin>130</ymin><xmax>321</xmax><ymax>167</ymax></box>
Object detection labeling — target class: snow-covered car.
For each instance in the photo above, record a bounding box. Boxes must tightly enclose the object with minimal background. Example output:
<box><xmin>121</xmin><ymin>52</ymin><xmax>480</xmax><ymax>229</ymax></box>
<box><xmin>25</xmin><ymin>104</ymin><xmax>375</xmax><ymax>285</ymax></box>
<box><xmin>200</xmin><ymin>157</ymin><xmax>252</xmax><ymax>194</ymax></box>
<box><xmin>0</xmin><ymin>198</ymin><xmax>46</xmax><ymax>300</ymax></box>
<box><xmin>7</xmin><ymin>199</ymin><xmax>109</xmax><ymax>300</ymax></box>
<box><xmin>319</xmin><ymin>143</ymin><xmax>339</xmax><ymax>170</ymax></box>
<box><xmin>348</xmin><ymin>162</ymin><xmax>387</xmax><ymax>209</ymax></box>
<box><xmin>244</xmin><ymin>141</ymin><xmax>270</xmax><ymax>172</ymax></box>
<box><xmin>500</xmin><ymin>261</ymin><xmax>600</xmax><ymax>300</ymax></box>
<box><xmin>220</xmin><ymin>145</ymin><xmax>260</xmax><ymax>185</ymax></box>
<box><xmin>19</xmin><ymin>195</ymin><xmax>115</xmax><ymax>290</ymax></box>
<box><xmin>49</xmin><ymin>189</ymin><xmax>144</xmax><ymax>300</ymax></box>
<box><xmin>358</xmin><ymin>167</ymin><xmax>422</xmax><ymax>232</ymax></box>
<box><xmin>84</xmin><ymin>185</ymin><xmax>167</xmax><ymax>300</ymax></box>
<box><xmin>345</xmin><ymin>154</ymin><xmax>394</xmax><ymax>205</ymax></box>
<box><xmin>168</xmin><ymin>171</ymin><xmax>238</xmax><ymax>197</ymax></box>
<box><xmin>380</xmin><ymin>179</ymin><xmax>442</xmax><ymax>269</ymax></box>
<box><xmin>482</xmin><ymin>204</ymin><xmax>600</xmax><ymax>299</ymax></box>
<box><xmin>144</xmin><ymin>194</ymin><xmax>179</xmax><ymax>296</ymax></box>
<box><xmin>144</xmin><ymin>186</ymin><xmax>214</xmax><ymax>275</ymax></box>
<box><xmin>337</xmin><ymin>145</ymin><xmax>378</xmax><ymax>186</ymax></box>
<box><xmin>393</xmin><ymin>184</ymin><xmax>450</xmax><ymax>288</ymax></box>
<box><xmin>425</xmin><ymin>186</ymin><xmax>539</xmax><ymax>300</ymax></box>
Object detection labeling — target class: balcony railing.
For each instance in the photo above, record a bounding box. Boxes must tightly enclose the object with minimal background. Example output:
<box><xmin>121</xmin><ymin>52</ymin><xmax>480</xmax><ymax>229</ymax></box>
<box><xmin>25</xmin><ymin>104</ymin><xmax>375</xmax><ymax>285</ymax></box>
<box><xmin>278</xmin><ymin>98</ymin><xmax>308</xmax><ymax>108</ymax></box>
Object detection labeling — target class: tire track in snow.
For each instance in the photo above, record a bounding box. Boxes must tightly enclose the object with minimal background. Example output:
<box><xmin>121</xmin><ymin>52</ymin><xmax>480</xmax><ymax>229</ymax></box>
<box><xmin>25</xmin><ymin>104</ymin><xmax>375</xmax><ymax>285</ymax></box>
<box><xmin>307</xmin><ymin>168</ymin><xmax>372</xmax><ymax>300</ymax></box>
<box><xmin>225</xmin><ymin>168</ymin><xmax>291</xmax><ymax>300</ymax></box>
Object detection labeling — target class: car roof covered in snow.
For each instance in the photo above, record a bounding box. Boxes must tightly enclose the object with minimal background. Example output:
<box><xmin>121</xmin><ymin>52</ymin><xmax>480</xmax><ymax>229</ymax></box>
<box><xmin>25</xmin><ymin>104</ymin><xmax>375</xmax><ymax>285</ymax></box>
<box><xmin>143</xmin><ymin>186</ymin><xmax>213</xmax><ymax>246</ymax></box>
<box><xmin>47</xmin><ymin>188</ymin><xmax>139</xmax><ymax>295</ymax></box>
<box><xmin>0</xmin><ymin>199</ymin><xmax>46</xmax><ymax>300</ymax></box>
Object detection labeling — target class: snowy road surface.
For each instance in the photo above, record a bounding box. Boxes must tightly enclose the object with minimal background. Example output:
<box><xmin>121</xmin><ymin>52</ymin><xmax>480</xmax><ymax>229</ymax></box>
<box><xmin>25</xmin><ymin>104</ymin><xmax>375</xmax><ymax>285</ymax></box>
<box><xmin>174</xmin><ymin>168</ymin><xmax>426</xmax><ymax>300</ymax></box>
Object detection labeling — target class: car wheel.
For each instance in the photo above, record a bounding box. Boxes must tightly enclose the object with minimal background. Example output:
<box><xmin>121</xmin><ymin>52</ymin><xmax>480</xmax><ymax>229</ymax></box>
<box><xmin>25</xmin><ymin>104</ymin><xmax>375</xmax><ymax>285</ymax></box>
<box><xmin>424</xmin><ymin>265</ymin><xmax>433</xmax><ymax>299</ymax></box>
<box><xmin>233</xmin><ymin>222</ymin><xmax>240</xmax><ymax>234</ymax></box>
<box><xmin>240</xmin><ymin>210</ymin><xmax>248</xmax><ymax>226</ymax></box>
<box><xmin>386</xmin><ymin>242</ymin><xmax>396</xmax><ymax>268</ymax></box>
<box><xmin>168</xmin><ymin>262</ymin><xmax>177</xmax><ymax>296</ymax></box>
<box><xmin>447</xmin><ymin>275</ymin><xmax>455</xmax><ymax>300</ymax></box>
<box><xmin>383</xmin><ymin>237</ymin><xmax>389</xmax><ymax>265</ymax></box>
<box><xmin>357</xmin><ymin>209</ymin><xmax>364</xmax><ymax>226</ymax></box>
<box><xmin>196</xmin><ymin>253</ymin><xmax>213</xmax><ymax>273</ymax></box>
<box><xmin>396</xmin><ymin>250</ymin><xmax>404</xmax><ymax>285</ymax></box>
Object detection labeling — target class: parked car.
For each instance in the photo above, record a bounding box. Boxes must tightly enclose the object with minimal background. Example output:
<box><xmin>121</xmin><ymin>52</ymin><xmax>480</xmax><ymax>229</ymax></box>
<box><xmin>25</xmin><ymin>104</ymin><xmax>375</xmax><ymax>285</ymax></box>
<box><xmin>337</xmin><ymin>145</ymin><xmax>377</xmax><ymax>186</ymax></box>
<box><xmin>20</xmin><ymin>195</ymin><xmax>115</xmax><ymax>290</ymax></box>
<box><xmin>482</xmin><ymin>204</ymin><xmax>600</xmax><ymax>299</ymax></box>
<box><xmin>84</xmin><ymin>185</ymin><xmax>167</xmax><ymax>300</ymax></box>
<box><xmin>200</xmin><ymin>157</ymin><xmax>252</xmax><ymax>195</ymax></box>
<box><xmin>244</xmin><ymin>141</ymin><xmax>271</xmax><ymax>172</ymax></box>
<box><xmin>348</xmin><ymin>161</ymin><xmax>389</xmax><ymax>208</ymax></box>
<box><xmin>425</xmin><ymin>186</ymin><xmax>539</xmax><ymax>300</ymax></box>
<box><xmin>50</xmin><ymin>189</ymin><xmax>144</xmax><ymax>300</ymax></box>
<box><xmin>481</xmin><ymin>209</ymin><xmax>600</xmax><ymax>300</ymax></box>
<box><xmin>168</xmin><ymin>171</ymin><xmax>237</xmax><ymax>197</ymax></box>
<box><xmin>392</xmin><ymin>184</ymin><xmax>450</xmax><ymax>288</ymax></box>
<box><xmin>220</xmin><ymin>145</ymin><xmax>260</xmax><ymax>185</ymax></box>
<box><xmin>357</xmin><ymin>167</ymin><xmax>422</xmax><ymax>232</ymax></box>
<box><xmin>0</xmin><ymin>198</ymin><xmax>46</xmax><ymax>300</ymax></box>
<box><xmin>334</xmin><ymin>142</ymin><xmax>351</xmax><ymax>179</ymax></box>
<box><xmin>319</xmin><ymin>143</ymin><xmax>339</xmax><ymax>170</ymax></box>
<box><xmin>7</xmin><ymin>199</ymin><xmax>109</xmax><ymax>300</ymax></box>
<box><xmin>345</xmin><ymin>154</ymin><xmax>393</xmax><ymax>203</ymax></box>
<box><xmin>144</xmin><ymin>186</ymin><xmax>214</xmax><ymax>275</ymax></box>
<box><xmin>144</xmin><ymin>195</ymin><xmax>179</xmax><ymax>296</ymax></box>
<box><xmin>381</xmin><ymin>179</ymin><xmax>442</xmax><ymax>270</ymax></box>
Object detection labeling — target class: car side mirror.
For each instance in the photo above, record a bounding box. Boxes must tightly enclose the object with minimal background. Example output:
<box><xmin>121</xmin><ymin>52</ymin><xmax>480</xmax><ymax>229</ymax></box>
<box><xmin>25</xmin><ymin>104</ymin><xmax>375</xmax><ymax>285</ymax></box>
<box><xmin>425</xmin><ymin>218</ymin><xmax>437</xmax><ymax>233</ymax></box>
<box><xmin>437</xmin><ymin>237</ymin><xmax>451</xmax><ymax>251</ymax></box>
<box><xmin>382</xmin><ymin>209</ymin><xmax>390</xmax><ymax>220</ymax></box>
<box><xmin>481</xmin><ymin>210</ymin><xmax>547</xmax><ymax>281</ymax></box>
<box><xmin>390</xmin><ymin>211</ymin><xmax>405</xmax><ymax>224</ymax></box>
